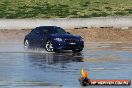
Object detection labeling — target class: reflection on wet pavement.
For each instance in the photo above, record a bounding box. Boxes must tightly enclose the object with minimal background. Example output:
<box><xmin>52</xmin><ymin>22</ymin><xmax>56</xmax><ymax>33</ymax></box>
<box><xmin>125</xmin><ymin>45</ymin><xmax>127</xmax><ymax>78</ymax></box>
<box><xmin>0</xmin><ymin>81</ymin><xmax>62</xmax><ymax>87</ymax></box>
<box><xmin>0</xmin><ymin>42</ymin><xmax>132</xmax><ymax>88</ymax></box>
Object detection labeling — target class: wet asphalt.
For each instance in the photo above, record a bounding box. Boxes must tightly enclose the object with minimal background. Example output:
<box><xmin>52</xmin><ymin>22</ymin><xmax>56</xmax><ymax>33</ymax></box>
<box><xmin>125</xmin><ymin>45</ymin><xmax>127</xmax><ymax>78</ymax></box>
<box><xmin>0</xmin><ymin>42</ymin><xmax>132</xmax><ymax>88</ymax></box>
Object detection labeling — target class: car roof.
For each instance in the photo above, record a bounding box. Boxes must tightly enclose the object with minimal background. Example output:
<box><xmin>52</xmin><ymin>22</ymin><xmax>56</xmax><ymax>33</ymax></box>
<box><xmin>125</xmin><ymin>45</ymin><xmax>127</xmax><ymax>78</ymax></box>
<box><xmin>36</xmin><ymin>26</ymin><xmax>60</xmax><ymax>29</ymax></box>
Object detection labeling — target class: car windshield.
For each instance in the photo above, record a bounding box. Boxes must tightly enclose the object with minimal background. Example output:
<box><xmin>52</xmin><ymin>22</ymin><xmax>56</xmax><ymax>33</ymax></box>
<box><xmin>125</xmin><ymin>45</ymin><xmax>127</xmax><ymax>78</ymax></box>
<box><xmin>40</xmin><ymin>27</ymin><xmax>67</xmax><ymax>34</ymax></box>
<box><xmin>50</xmin><ymin>27</ymin><xmax>66</xmax><ymax>34</ymax></box>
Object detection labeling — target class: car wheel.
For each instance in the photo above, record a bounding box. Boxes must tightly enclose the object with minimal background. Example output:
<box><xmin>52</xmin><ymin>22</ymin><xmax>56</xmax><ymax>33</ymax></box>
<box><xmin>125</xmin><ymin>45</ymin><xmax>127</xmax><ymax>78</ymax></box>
<box><xmin>24</xmin><ymin>39</ymin><xmax>30</xmax><ymax>49</ymax></box>
<box><xmin>45</xmin><ymin>40</ymin><xmax>54</xmax><ymax>52</ymax></box>
<box><xmin>72</xmin><ymin>48</ymin><xmax>83</xmax><ymax>52</ymax></box>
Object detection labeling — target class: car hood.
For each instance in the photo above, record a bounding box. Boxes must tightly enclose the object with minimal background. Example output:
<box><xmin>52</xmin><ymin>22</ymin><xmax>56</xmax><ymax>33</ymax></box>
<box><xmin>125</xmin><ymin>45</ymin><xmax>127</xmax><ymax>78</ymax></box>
<box><xmin>50</xmin><ymin>34</ymin><xmax>81</xmax><ymax>39</ymax></box>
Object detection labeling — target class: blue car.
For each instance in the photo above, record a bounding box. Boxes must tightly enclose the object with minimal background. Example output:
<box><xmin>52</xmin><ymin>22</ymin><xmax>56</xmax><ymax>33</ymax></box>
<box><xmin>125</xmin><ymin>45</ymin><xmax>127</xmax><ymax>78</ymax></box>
<box><xmin>24</xmin><ymin>26</ymin><xmax>84</xmax><ymax>52</ymax></box>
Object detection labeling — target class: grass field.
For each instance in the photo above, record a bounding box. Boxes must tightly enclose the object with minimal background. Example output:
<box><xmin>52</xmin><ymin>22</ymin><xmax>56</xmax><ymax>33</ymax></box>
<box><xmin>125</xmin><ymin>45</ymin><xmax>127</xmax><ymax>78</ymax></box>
<box><xmin>0</xmin><ymin>0</ymin><xmax>132</xmax><ymax>18</ymax></box>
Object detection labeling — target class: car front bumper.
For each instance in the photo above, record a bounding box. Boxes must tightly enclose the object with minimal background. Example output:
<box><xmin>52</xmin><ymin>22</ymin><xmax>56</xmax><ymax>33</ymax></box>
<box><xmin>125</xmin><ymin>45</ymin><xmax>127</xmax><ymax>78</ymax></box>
<box><xmin>52</xmin><ymin>40</ymin><xmax>84</xmax><ymax>50</ymax></box>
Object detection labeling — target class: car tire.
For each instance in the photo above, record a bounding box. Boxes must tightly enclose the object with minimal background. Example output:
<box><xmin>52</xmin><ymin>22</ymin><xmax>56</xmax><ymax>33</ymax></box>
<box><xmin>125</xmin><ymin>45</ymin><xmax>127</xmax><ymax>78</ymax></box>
<box><xmin>24</xmin><ymin>39</ymin><xmax>30</xmax><ymax>49</ymax></box>
<box><xmin>72</xmin><ymin>48</ymin><xmax>83</xmax><ymax>52</ymax></box>
<box><xmin>45</xmin><ymin>40</ymin><xmax>54</xmax><ymax>52</ymax></box>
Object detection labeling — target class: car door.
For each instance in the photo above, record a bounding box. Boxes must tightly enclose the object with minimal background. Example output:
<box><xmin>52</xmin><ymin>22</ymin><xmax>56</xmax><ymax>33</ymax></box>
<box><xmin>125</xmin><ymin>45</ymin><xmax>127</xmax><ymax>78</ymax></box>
<box><xmin>29</xmin><ymin>27</ymin><xmax>50</xmax><ymax>47</ymax></box>
<box><xmin>28</xmin><ymin>28</ymin><xmax>42</xmax><ymax>46</ymax></box>
<box><xmin>39</xmin><ymin>28</ymin><xmax>50</xmax><ymax>47</ymax></box>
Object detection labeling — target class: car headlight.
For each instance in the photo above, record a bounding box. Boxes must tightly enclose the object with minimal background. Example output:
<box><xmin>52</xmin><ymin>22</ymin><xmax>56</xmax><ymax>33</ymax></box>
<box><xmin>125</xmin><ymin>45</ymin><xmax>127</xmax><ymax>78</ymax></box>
<box><xmin>54</xmin><ymin>38</ymin><xmax>63</xmax><ymax>42</ymax></box>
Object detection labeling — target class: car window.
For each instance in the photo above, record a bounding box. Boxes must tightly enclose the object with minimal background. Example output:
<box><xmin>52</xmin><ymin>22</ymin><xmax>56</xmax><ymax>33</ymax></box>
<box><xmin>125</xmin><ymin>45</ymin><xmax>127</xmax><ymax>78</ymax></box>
<box><xmin>50</xmin><ymin>27</ymin><xmax>67</xmax><ymax>34</ymax></box>
<box><xmin>51</xmin><ymin>28</ymin><xmax>66</xmax><ymax>34</ymax></box>
<box><xmin>42</xmin><ymin>29</ymin><xmax>50</xmax><ymax>34</ymax></box>
<box><xmin>34</xmin><ymin>27</ymin><xmax>67</xmax><ymax>34</ymax></box>
<box><xmin>31</xmin><ymin>29</ymin><xmax>40</xmax><ymax>35</ymax></box>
